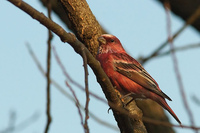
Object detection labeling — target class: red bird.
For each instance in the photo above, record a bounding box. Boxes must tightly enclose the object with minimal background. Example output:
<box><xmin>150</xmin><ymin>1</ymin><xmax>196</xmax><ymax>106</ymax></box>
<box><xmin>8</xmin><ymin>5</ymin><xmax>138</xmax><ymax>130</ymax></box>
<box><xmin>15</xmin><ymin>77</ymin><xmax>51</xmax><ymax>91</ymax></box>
<box><xmin>96</xmin><ymin>34</ymin><xmax>181</xmax><ymax>124</ymax></box>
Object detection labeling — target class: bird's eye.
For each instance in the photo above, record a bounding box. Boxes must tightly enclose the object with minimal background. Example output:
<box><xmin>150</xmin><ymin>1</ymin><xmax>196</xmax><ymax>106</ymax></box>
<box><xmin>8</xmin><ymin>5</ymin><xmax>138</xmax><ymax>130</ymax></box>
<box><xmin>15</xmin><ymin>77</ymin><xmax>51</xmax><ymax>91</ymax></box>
<box><xmin>110</xmin><ymin>39</ymin><xmax>115</xmax><ymax>42</ymax></box>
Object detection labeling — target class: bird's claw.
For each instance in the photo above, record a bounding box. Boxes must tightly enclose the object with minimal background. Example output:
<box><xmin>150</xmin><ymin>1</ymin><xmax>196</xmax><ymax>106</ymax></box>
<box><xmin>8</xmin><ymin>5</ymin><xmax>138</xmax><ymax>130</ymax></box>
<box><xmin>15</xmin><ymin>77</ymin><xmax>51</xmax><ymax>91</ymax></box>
<box><xmin>107</xmin><ymin>107</ymin><xmax>112</xmax><ymax>113</ymax></box>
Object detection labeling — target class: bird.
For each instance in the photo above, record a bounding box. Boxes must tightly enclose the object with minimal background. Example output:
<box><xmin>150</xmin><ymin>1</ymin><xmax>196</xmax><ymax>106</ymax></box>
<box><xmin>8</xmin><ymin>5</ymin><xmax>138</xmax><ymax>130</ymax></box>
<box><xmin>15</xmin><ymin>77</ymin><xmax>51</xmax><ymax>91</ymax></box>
<box><xmin>96</xmin><ymin>34</ymin><xmax>181</xmax><ymax>124</ymax></box>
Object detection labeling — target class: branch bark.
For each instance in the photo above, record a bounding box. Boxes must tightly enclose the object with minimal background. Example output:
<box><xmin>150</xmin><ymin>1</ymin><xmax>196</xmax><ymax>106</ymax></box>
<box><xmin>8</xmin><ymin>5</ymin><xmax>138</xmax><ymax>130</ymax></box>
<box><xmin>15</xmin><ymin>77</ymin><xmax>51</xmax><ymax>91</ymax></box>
<box><xmin>39</xmin><ymin>0</ymin><xmax>108</xmax><ymax>38</ymax></box>
<box><xmin>59</xmin><ymin>0</ymin><xmax>102</xmax><ymax>56</ymax></box>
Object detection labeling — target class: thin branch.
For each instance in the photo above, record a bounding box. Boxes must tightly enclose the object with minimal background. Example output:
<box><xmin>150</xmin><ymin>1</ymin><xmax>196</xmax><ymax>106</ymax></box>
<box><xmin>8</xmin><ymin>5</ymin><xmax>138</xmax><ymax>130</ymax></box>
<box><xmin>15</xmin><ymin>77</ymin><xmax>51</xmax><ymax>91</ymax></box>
<box><xmin>82</xmin><ymin>50</ymin><xmax>90</xmax><ymax>133</ymax></box>
<box><xmin>26</xmin><ymin>43</ymin><xmax>119</xmax><ymax>131</ymax></box>
<box><xmin>0</xmin><ymin>111</ymin><xmax>16</xmax><ymax>133</ymax></box>
<box><xmin>143</xmin><ymin>117</ymin><xmax>200</xmax><ymax>130</ymax></box>
<box><xmin>65</xmin><ymin>81</ymin><xmax>84</xmax><ymax>129</ymax></box>
<box><xmin>157</xmin><ymin>43</ymin><xmax>200</xmax><ymax>57</ymax></box>
<box><xmin>0</xmin><ymin>112</ymin><xmax>40</xmax><ymax>133</ymax></box>
<box><xmin>52</xmin><ymin>46</ymin><xmax>107</xmax><ymax>103</ymax></box>
<box><xmin>45</xmin><ymin>0</ymin><xmax>53</xmax><ymax>132</ymax></box>
<box><xmin>140</xmin><ymin>5</ymin><xmax>200</xmax><ymax>64</ymax></box>
<box><xmin>192</xmin><ymin>95</ymin><xmax>200</xmax><ymax>106</ymax></box>
<box><xmin>165</xmin><ymin>1</ymin><xmax>196</xmax><ymax>131</ymax></box>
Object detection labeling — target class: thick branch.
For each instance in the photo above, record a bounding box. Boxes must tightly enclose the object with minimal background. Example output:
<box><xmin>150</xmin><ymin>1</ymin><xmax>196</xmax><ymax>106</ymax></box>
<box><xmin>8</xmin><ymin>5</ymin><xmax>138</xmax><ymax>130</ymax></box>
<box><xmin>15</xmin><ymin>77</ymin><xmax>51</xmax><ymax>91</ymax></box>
<box><xmin>59</xmin><ymin>0</ymin><xmax>102</xmax><ymax>56</ymax></box>
<box><xmin>39</xmin><ymin>0</ymin><xmax>108</xmax><ymax>34</ymax></box>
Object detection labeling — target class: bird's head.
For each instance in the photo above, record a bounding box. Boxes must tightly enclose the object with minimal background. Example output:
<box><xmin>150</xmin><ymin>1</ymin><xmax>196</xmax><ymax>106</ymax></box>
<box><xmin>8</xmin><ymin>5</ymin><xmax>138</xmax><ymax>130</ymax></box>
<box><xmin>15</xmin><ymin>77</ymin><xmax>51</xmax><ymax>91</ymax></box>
<box><xmin>97</xmin><ymin>34</ymin><xmax>125</xmax><ymax>54</ymax></box>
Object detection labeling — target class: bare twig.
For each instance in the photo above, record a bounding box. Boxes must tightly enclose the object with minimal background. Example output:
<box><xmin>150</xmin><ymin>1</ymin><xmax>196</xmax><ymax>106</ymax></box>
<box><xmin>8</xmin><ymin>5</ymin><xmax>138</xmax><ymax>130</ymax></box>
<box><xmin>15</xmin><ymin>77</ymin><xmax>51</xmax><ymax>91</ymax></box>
<box><xmin>26</xmin><ymin>43</ymin><xmax>119</xmax><ymax>131</ymax></box>
<box><xmin>52</xmin><ymin>46</ymin><xmax>107</xmax><ymax>103</ymax></box>
<box><xmin>0</xmin><ymin>112</ymin><xmax>40</xmax><ymax>133</ymax></box>
<box><xmin>164</xmin><ymin>1</ymin><xmax>196</xmax><ymax>131</ymax></box>
<box><xmin>192</xmin><ymin>95</ymin><xmax>200</xmax><ymax>106</ymax></box>
<box><xmin>140</xmin><ymin>5</ymin><xmax>200</xmax><ymax>64</ymax></box>
<box><xmin>0</xmin><ymin>111</ymin><xmax>16</xmax><ymax>133</ymax></box>
<box><xmin>82</xmin><ymin>49</ymin><xmax>90</xmax><ymax>133</ymax></box>
<box><xmin>65</xmin><ymin>81</ymin><xmax>84</xmax><ymax>129</ymax></box>
<box><xmin>143</xmin><ymin>117</ymin><xmax>200</xmax><ymax>130</ymax></box>
<box><xmin>157</xmin><ymin>43</ymin><xmax>200</xmax><ymax>57</ymax></box>
<box><xmin>45</xmin><ymin>0</ymin><xmax>53</xmax><ymax>132</ymax></box>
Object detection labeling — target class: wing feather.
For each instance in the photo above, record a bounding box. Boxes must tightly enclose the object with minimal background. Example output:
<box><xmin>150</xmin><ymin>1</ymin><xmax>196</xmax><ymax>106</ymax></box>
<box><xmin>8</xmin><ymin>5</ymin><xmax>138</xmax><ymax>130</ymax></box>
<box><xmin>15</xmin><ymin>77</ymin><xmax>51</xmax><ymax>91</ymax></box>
<box><xmin>113</xmin><ymin>54</ymin><xmax>171</xmax><ymax>101</ymax></box>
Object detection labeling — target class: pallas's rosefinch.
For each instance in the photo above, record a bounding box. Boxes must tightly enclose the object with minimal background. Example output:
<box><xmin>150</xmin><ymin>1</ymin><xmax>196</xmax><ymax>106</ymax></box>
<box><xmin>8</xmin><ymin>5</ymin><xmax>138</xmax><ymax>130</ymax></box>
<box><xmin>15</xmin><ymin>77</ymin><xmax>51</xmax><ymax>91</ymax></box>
<box><xmin>96</xmin><ymin>34</ymin><xmax>181</xmax><ymax>124</ymax></box>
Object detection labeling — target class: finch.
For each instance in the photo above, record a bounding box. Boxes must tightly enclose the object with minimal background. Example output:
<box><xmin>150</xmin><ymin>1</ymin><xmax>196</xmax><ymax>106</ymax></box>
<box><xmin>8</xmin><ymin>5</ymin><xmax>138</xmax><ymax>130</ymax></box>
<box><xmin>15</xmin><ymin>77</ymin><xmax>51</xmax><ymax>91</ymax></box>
<box><xmin>96</xmin><ymin>34</ymin><xmax>181</xmax><ymax>124</ymax></box>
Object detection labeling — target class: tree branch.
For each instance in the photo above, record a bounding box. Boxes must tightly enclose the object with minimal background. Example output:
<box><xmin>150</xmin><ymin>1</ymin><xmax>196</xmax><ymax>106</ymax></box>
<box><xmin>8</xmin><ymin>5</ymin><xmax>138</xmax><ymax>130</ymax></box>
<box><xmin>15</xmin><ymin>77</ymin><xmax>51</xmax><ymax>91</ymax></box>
<box><xmin>140</xmin><ymin>5</ymin><xmax>200</xmax><ymax>64</ymax></box>
<box><xmin>39</xmin><ymin>0</ymin><xmax>108</xmax><ymax>35</ymax></box>
<box><xmin>156</xmin><ymin>43</ymin><xmax>200</xmax><ymax>58</ymax></box>
<box><xmin>45</xmin><ymin>1</ymin><xmax>53</xmax><ymax>132</ymax></box>
<box><xmin>7</xmin><ymin>0</ymin><xmax>146</xmax><ymax>132</ymax></box>
<box><xmin>82</xmin><ymin>49</ymin><xmax>90</xmax><ymax>133</ymax></box>
<box><xmin>59</xmin><ymin>0</ymin><xmax>102</xmax><ymax>56</ymax></box>
<box><xmin>165</xmin><ymin>2</ymin><xmax>195</xmax><ymax>130</ymax></box>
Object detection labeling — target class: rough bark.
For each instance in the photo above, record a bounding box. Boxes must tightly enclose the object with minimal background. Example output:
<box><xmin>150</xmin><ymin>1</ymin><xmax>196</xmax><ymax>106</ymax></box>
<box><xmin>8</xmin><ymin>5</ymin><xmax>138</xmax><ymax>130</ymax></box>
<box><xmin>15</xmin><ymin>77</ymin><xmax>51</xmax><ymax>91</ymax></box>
<box><xmin>40</xmin><ymin>0</ymin><xmax>107</xmax><ymax>56</ymax></box>
<box><xmin>59</xmin><ymin>0</ymin><xmax>101</xmax><ymax>56</ymax></box>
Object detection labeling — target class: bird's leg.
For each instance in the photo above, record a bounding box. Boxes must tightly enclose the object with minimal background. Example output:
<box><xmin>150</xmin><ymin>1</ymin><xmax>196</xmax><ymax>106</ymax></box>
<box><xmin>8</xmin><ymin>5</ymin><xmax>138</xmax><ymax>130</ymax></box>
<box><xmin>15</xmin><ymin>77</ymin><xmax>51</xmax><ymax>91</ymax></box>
<box><xmin>115</xmin><ymin>89</ymin><xmax>133</xmax><ymax>109</ymax></box>
<box><xmin>125</xmin><ymin>97</ymin><xmax>135</xmax><ymax>106</ymax></box>
<box><xmin>122</xmin><ymin>93</ymin><xmax>134</xmax><ymax>99</ymax></box>
<box><xmin>121</xmin><ymin>93</ymin><xmax>136</xmax><ymax>106</ymax></box>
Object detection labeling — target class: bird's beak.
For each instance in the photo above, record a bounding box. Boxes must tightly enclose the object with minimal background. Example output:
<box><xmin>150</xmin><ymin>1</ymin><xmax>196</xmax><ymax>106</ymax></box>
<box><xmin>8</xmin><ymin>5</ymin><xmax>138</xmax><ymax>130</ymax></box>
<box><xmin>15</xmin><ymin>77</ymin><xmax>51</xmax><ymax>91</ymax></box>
<box><xmin>98</xmin><ymin>36</ymin><xmax>106</xmax><ymax>45</ymax></box>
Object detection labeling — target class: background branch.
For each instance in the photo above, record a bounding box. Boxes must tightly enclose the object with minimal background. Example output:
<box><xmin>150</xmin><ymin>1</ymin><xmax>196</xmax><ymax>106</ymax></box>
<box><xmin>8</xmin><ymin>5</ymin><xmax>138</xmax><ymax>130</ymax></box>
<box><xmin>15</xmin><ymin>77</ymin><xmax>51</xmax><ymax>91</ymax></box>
<box><xmin>26</xmin><ymin>43</ymin><xmax>119</xmax><ymax>131</ymax></box>
<box><xmin>165</xmin><ymin>2</ymin><xmax>196</xmax><ymax>131</ymax></box>
<box><xmin>139</xmin><ymin>5</ymin><xmax>200</xmax><ymax>64</ymax></box>
<box><xmin>156</xmin><ymin>43</ymin><xmax>200</xmax><ymax>58</ymax></box>
<box><xmin>82</xmin><ymin>49</ymin><xmax>90</xmax><ymax>133</ymax></box>
<box><xmin>0</xmin><ymin>112</ymin><xmax>40</xmax><ymax>133</ymax></box>
<box><xmin>45</xmin><ymin>0</ymin><xmax>53</xmax><ymax>132</ymax></box>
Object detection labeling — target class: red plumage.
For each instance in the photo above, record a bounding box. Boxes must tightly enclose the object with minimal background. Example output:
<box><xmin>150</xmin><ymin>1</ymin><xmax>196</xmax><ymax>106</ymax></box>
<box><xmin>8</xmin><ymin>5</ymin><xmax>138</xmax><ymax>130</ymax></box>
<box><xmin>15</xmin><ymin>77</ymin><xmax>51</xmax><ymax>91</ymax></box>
<box><xmin>96</xmin><ymin>34</ymin><xmax>181</xmax><ymax>124</ymax></box>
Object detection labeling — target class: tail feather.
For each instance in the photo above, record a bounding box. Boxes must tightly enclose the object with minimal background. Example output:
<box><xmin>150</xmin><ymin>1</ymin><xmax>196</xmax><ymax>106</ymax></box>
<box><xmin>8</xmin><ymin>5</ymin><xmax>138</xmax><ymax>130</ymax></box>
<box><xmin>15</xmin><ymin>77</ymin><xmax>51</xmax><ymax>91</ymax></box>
<box><xmin>157</xmin><ymin>98</ymin><xmax>181</xmax><ymax>124</ymax></box>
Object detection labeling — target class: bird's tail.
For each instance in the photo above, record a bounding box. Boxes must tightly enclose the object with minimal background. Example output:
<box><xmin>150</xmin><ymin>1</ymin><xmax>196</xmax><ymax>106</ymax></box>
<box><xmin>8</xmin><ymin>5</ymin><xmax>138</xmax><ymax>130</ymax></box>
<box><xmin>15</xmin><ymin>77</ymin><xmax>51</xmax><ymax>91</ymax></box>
<box><xmin>156</xmin><ymin>98</ymin><xmax>181</xmax><ymax>124</ymax></box>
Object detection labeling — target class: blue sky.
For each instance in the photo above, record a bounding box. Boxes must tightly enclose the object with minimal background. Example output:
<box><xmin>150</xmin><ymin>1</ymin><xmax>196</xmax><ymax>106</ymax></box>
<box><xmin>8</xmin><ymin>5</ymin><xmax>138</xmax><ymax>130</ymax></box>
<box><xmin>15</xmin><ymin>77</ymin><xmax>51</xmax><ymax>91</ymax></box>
<box><xmin>1</xmin><ymin>0</ymin><xmax>200</xmax><ymax>133</ymax></box>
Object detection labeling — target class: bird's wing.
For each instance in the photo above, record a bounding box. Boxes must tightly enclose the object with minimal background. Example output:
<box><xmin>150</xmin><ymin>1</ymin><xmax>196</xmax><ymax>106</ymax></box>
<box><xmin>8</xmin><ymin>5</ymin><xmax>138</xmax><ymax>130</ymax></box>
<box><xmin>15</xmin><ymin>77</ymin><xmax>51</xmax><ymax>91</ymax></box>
<box><xmin>113</xmin><ymin>53</ymin><xmax>172</xmax><ymax>101</ymax></box>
